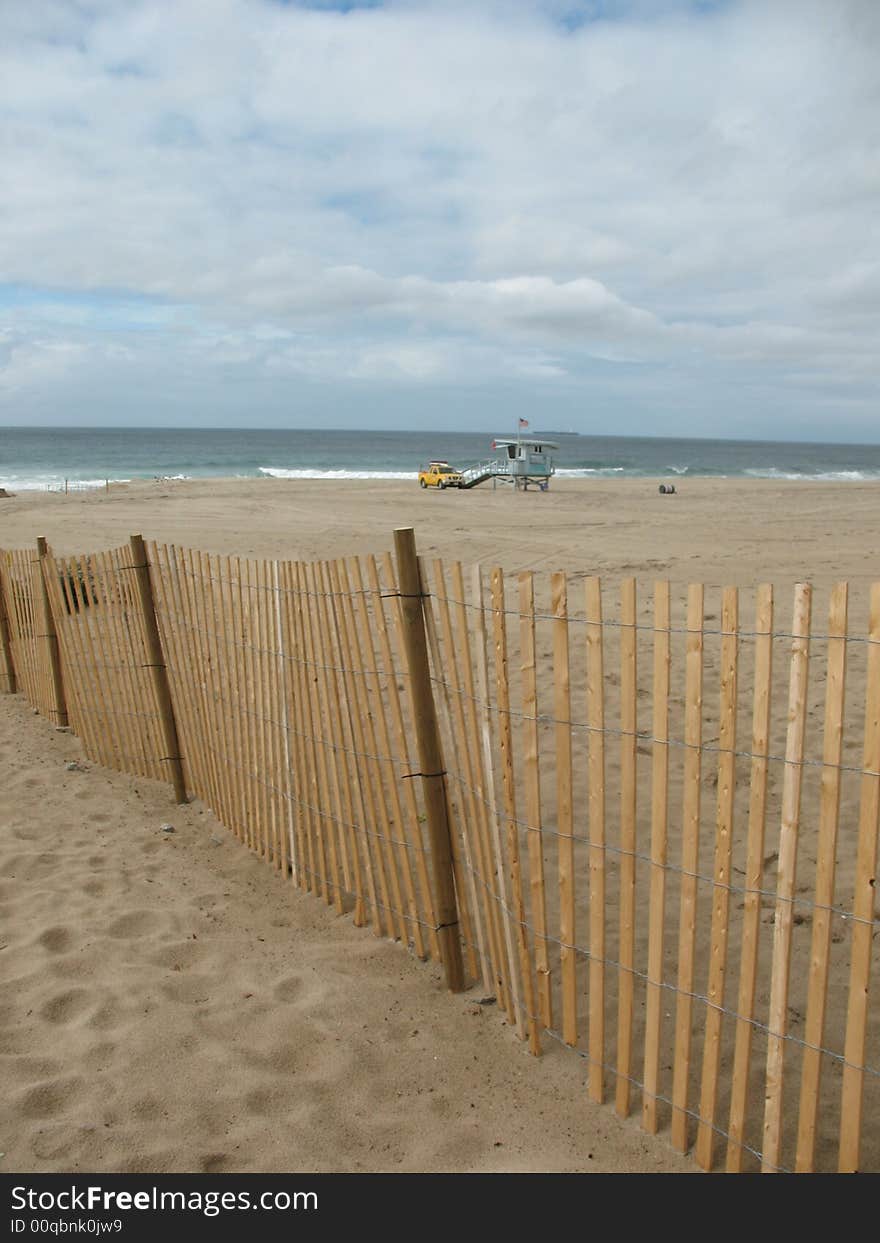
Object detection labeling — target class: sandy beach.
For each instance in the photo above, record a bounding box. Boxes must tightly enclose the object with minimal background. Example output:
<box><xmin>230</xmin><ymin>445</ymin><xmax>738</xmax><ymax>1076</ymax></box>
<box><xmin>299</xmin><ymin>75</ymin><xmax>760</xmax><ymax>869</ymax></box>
<box><xmin>1</xmin><ymin>476</ymin><xmax>877</xmax><ymax>596</ymax></box>
<box><xmin>2</xmin><ymin>476</ymin><xmax>879</xmax><ymax>1173</ymax></box>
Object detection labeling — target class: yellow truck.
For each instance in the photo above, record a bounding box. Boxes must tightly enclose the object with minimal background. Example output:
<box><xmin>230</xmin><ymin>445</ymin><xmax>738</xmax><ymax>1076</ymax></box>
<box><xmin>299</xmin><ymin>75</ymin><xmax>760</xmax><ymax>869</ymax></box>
<box><xmin>418</xmin><ymin>460</ymin><xmax>463</xmax><ymax>489</ymax></box>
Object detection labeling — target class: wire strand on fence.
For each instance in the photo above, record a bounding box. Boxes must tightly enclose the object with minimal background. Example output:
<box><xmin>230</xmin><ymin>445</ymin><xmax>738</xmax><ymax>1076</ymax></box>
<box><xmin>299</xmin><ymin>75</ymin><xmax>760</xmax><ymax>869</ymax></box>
<box><xmin>430</xmin><ymin>671</ymin><xmax>880</xmax><ymax>779</ymax></box>
<box><xmin>430</xmin><ymin>588</ymin><xmax>880</xmax><ymax>647</ymax></box>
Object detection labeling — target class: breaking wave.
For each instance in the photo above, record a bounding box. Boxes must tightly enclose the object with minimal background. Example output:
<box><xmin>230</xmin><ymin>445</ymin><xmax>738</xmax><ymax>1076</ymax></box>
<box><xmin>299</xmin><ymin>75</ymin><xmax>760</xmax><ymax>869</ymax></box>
<box><xmin>1</xmin><ymin>475</ymin><xmax>133</xmax><ymax>492</ymax></box>
<box><xmin>554</xmin><ymin>466</ymin><xmax>626</xmax><ymax>477</ymax></box>
<box><xmin>259</xmin><ymin>466</ymin><xmax>417</xmax><ymax>480</ymax></box>
<box><xmin>743</xmin><ymin>467</ymin><xmax>880</xmax><ymax>482</ymax></box>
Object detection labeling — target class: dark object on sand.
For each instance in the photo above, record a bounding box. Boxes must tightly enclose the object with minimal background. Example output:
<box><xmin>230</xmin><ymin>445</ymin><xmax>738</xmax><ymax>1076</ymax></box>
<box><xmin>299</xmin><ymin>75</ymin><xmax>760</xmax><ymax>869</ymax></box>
<box><xmin>659</xmin><ymin>483</ymin><xmax>676</xmax><ymax>495</ymax></box>
<box><xmin>0</xmin><ymin>488</ymin><xmax>11</xmax><ymax>499</ymax></box>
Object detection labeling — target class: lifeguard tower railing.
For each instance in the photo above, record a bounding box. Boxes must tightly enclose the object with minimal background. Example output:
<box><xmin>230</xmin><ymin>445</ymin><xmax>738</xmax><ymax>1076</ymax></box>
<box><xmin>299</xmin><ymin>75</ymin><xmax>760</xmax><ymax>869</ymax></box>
<box><xmin>457</xmin><ymin>459</ymin><xmax>516</xmax><ymax>489</ymax></box>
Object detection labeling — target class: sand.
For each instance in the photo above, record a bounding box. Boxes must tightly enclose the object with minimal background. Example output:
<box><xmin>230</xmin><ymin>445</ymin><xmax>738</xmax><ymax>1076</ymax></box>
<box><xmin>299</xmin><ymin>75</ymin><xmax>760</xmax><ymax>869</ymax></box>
<box><xmin>1</xmin><ymin>477</ymin><xmax>878</xmax><ymax>600</ymax></box>
<box><xmin>2</xmin><ymin>475</ymin><xmax>878</xmax><ymax>1173</ymax></box>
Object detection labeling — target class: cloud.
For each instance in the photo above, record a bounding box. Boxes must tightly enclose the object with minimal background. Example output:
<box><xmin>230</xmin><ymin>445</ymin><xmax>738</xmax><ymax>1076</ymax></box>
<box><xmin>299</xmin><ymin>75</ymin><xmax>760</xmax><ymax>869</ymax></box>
<box><xmin>0</xmin><ymin>333</ymin><xmax>89</xmax><ymax>395</ymax></box>
<box><xmin>1</xmin><ymin>0</ymin><xmax>879</xmax><ymax>434</ymax></box>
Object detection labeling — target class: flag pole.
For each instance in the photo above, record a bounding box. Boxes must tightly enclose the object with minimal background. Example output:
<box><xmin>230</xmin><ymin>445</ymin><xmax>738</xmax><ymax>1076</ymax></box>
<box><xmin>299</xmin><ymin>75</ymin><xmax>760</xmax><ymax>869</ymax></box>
<box><xmin>516</xmin><ymin>417</ymin><xmax>527</xmax><ymax>490</ymax></box>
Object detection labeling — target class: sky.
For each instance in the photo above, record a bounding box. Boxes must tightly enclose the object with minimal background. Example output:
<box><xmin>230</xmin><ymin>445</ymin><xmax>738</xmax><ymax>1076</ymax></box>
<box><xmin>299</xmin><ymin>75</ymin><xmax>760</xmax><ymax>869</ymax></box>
<box><xmin>1</xmin><ymin>0</ymin><xmax>878</xmax><ymax>439</ymax></box>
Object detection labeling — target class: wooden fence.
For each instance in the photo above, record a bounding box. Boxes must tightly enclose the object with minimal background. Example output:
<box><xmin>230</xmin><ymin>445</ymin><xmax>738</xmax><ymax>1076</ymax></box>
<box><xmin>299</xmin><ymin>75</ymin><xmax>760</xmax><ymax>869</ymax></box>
<box><xmin>1</xmin><ymin>532</ymin><xmax>878</xmax><ymax>1174</ymax></box>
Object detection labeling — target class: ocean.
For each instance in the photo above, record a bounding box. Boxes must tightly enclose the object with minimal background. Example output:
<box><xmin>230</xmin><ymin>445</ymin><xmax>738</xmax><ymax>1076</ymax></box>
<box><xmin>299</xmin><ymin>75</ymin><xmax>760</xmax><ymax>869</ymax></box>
<box><xmin>3</xmin><ymin>426</ymin><xmax>880</xmax><ymax>492</ymax></box>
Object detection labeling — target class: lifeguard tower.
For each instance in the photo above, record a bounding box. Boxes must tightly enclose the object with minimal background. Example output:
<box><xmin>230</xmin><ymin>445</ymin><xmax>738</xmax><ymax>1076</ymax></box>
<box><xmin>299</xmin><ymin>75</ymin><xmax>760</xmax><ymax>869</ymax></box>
<box><xmin>457</xmin><ymin>438</ymin><xmax>559</xmax><ymax>490</ymax></box>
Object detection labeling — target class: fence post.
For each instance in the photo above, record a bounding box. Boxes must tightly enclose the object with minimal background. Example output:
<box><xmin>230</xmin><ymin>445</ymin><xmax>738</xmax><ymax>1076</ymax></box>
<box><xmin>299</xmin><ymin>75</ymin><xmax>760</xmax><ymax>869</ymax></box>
<box><xmin>393</xmin><ymin>527</ymin><xmax>465</xmax><ymax>993</ymax></box>
<box><xmin>128</xmin><ymin>534</ymin><xmax>187</xmax><ymax>804</ymax></box>
<box><xmin>35</xmin><ymin>537</ymin><xmax>68</xmax><ymax>727</ymax></box>
<box><xmin>0</xmin><ymin>556</ymin><xmax>17</xmax><ymax>694</ymax></box>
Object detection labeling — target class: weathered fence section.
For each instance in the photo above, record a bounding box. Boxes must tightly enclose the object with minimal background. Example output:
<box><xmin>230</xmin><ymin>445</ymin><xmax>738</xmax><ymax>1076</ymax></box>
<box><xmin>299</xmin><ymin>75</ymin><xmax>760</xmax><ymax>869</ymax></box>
<box><xmin>1</xmin><ymin>533</ymin><xmax>878</xmax><ymax>1174</ymax></box>
<box><xmin>40</xmin><ymin>543</ymin><xmax>169</xmax><ymax>783</ymax></box>
<box><xmin>0</xmin><ymin>552</ymin><xmax>17</xmax><ymax>696</ymax></box>
<box><xmin>1</xmin><ymin>545</ymin><xmax>67</xmax><ymax>723</ymax></box>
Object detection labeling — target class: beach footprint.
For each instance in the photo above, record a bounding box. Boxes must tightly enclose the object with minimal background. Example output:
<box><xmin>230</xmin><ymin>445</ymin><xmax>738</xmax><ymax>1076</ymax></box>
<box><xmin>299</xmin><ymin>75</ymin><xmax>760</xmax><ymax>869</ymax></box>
<box><xmin>200</xmin><ymin>1153</ymin><xmax>231</xmax><ymax>1174</ymax></box>
<box><xmin>38</xmin><ymin>925</ymin><xmax>74</xmax><ymax>954</ymax></box>
<box><xmin>16</xmin><ymin>1076</ymin><xmax>86</xmax><ymax>1120</ymax></box>
<box><xmin>105</xmin><ymin>909</ymin><xmax>165</xmax><ymax>939</ymax></box>
<box><xmin>40</xmin><ymin>988</ymin><xmax>94</xmax><ymax>1026</ymax></box>
<box><xmin>273</xmin><ymin>975</ymin><xmax>304</xmax><ymax>1003</ymax></box>
<box><xmin>86</xmin><ymin>997</ymin><xmax>124</xmax><ymax>1032</ymax></box>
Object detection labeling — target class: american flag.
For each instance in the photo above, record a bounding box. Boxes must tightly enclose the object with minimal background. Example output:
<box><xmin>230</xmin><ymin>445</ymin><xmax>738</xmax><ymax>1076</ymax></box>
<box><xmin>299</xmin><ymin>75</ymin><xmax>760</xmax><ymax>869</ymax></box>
<box><xmin>518</xmin><ymin>417</ymin><xmax>529</xmax><ymax>428</ymax></box>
